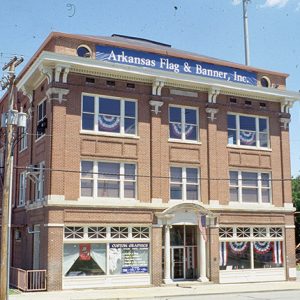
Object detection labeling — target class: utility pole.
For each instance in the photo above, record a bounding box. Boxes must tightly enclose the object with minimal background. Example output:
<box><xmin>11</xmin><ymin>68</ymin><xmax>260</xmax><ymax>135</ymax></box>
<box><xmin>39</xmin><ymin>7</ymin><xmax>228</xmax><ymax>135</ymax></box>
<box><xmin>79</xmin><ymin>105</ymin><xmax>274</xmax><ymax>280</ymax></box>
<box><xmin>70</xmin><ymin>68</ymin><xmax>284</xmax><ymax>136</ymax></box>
<box><xmin>0</xmin><ymin>56</ymin><xmax>24</xmax><ymax>300</ymax></box>
<box><xmin>243</xmin><ymin>0</ymin><xmax>251</xmax><ymax>66</ymax></box>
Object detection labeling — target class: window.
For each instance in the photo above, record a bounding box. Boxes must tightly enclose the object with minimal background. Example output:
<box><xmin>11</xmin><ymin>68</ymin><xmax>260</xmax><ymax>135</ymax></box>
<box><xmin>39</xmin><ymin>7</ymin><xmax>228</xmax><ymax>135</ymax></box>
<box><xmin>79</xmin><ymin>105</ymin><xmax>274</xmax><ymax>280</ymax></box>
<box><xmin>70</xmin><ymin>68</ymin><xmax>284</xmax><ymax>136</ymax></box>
<box><xmin>18</xmin><ymin>172</ymin><xmax>26</xmax><ymax>207</ymax></box>
<box><xmin>219</xmin><ymin>226</ymin><xmax>284</xmax><ymax>270</ymax></box>
<box><xmin>63</xmin><ymin>226</ymin><xmax>150</xmax><ymax>277</ymax></box>
<box><xmin>170</xmin><ymin>167</ymin><xmax>199</xmax><ymax>201</ymax></box>
<box><xmin>0</xmin><ymin>148</ymin><xmax>3</xmax><ymax>175</ymax></box>
<box><xmin>19</xmin><ymin>118</ymin><xmax>28</xmax><ymax>151</ymax></box>
<box><xmin>82</xmin><ymin>95</ymin><xmax>137</xmax><ymax>136</ymax></box>
<box><xmin>229</xmin><ymin>171</ymin><xmax>271</xmax><ymax>204</ymax></box>
<box><xmin>77</xmin><ymin>45</ymin><xmax>91</xmax><ymax>58</ymax></box>
<box><xmin>169</xmin><ymin>106</ymin><xmax>198</xmax><ymax>141</ymax></box>
<box><xmin>64</xmin><ymin>226</ymin><xmax>150</xmax><ymax>240</ymax></box>
<box><xmin>34</xmin><ymin>162</ymin><xmax>45</xmax><ymax>201</ymax></box>
<box><xmin>80</xmin><ymin>161</ymin><xmax>136</xmax><ymax>199</ymax></box>
<box><xmin>227</xmin><ymin>114</ymin><xmax>269</xmax><ymax>148</ymax></box>
<box><xmin>36</xmin><ymin>100</ymin><xmax>47</xmax><ymax>139</ymax></box>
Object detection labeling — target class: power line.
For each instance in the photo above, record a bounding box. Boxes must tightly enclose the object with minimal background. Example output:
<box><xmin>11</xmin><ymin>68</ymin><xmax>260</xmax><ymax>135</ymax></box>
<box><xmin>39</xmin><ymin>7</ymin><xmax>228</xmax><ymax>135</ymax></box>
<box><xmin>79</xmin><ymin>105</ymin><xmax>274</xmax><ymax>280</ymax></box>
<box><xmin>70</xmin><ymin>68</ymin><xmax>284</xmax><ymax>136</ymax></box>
<box><xmin>7</xmin><ymin>165</ymin><xmax>299</xmax><ymax>182</ymax></box>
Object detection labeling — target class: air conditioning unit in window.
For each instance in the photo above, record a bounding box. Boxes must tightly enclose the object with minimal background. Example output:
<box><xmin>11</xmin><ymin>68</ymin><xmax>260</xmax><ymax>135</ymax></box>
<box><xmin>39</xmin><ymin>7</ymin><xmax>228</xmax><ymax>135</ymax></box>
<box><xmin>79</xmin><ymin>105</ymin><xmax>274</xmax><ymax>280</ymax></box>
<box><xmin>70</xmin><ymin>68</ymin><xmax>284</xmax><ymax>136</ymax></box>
<box><xmin>37</xmin><ymin>118</ymin><xmax>47</xmax><ymax>135</ymax></box>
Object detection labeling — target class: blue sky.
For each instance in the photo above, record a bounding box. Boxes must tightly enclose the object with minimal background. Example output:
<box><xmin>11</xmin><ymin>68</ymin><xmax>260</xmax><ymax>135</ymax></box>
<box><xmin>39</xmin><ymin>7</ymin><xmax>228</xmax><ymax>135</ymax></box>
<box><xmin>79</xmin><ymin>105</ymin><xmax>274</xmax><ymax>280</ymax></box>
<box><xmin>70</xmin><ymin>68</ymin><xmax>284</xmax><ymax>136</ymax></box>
<box><xmin>1</xmin><ymin>0</ymin><xmax>299</xmax><ymax>175</ymax></box>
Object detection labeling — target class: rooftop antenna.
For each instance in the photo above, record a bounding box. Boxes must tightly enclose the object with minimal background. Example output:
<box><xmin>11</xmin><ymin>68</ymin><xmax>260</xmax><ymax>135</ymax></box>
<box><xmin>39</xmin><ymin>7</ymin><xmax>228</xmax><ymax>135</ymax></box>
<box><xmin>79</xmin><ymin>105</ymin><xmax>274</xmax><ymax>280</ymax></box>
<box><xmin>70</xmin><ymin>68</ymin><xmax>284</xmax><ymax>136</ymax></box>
<box><xmin>243</xmin><ymin>0</ymin><xmax>251</xmax><ymax>66</ymax></box>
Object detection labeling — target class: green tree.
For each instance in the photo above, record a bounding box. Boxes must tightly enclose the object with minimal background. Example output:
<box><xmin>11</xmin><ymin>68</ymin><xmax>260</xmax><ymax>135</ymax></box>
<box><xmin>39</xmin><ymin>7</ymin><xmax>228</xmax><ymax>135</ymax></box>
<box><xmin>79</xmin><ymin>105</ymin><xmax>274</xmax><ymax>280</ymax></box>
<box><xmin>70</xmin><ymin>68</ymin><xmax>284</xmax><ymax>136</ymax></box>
<box><xmin>292</xmin><ymin>176</ymin><xmax>300</xmax><ymax>246</ymax></box>
<box><xmin>292</xmin><ymin>176</ymin><xmax>300</xmax><ymax>212</ymax></box>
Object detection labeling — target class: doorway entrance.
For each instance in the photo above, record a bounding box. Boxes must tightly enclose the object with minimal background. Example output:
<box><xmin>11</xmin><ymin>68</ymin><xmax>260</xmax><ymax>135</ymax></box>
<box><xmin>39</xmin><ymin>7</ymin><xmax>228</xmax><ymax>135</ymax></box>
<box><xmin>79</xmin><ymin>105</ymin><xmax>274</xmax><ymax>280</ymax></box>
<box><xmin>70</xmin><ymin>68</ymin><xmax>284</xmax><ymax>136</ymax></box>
<box><xmin>170</xmin><ymin>225</ymin><xmax>197</xmax><ymax>280</ymax></box>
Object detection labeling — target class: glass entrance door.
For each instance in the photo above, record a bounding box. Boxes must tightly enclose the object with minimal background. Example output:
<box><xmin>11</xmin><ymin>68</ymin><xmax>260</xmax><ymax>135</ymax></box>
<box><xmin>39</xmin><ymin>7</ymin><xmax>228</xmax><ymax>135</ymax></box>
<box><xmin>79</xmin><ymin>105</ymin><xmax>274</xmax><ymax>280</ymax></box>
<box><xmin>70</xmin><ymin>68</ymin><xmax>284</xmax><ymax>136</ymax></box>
<box><xmin>169</xmin><ymin>225</ymin><xmax>198</xmax><ymax>280</ymax></box>
<box><xmin>172</xmin><ymin>247</ymin><xmax>185</xmax><ymax>279</ymax></box>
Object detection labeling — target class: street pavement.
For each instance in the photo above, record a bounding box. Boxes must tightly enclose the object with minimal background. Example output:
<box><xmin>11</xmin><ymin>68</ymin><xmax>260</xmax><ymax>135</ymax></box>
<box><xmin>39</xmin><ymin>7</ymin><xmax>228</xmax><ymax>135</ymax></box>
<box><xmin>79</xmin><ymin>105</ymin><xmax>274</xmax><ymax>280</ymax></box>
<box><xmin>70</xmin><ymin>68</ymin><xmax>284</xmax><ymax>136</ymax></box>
<box><xmin>8</xmin><ymin>280</ymin><xmax>300</xmax><ymax>300</ymax></box>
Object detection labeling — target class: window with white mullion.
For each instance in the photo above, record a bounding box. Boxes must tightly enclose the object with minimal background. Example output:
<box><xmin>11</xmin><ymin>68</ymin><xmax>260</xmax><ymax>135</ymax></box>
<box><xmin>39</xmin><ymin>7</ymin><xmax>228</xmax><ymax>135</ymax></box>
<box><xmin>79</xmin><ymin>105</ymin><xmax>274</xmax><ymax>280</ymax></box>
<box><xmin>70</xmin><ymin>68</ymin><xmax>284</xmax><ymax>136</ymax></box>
<box><xmin>227</xmin><ymin>114</ymin><xmax>269</xmax><ymax>148</ymax></box>
<box><xmin>82</xmin><ymin>94</ymin><xmax>137</xmax><ymax>135</ymax></box>
<box><xmin>81</xmin><ymin>161</ymin><xmax>94</xmax><ymax>197</ymax></box>
<box><xmin>169</xmin><ymin>106</ymin><xmax>198</xmax><ymax>142</ymax></box>
<box><xmin>257</xmin><ymin>173</ymin><xmax>262</xmax><ymax>204</ymax></box>
<box><xmin>229</xmin><ymin>171</ymin><xmax>271</xmax><ymax>204</ymax></box>
<box><xmin>18</xmin><ymin>171</ymin><xmax>26</xmax><ymax>207</ymax></box>
<box><xmin>170</xmin><ymin>166</ymin><xmax>199</xmax><ymax>201</ymax></box>
<box><xmin>98</xmin><ymin>162</ymin><xmax>120</xmax><ymax>198</ymax></box>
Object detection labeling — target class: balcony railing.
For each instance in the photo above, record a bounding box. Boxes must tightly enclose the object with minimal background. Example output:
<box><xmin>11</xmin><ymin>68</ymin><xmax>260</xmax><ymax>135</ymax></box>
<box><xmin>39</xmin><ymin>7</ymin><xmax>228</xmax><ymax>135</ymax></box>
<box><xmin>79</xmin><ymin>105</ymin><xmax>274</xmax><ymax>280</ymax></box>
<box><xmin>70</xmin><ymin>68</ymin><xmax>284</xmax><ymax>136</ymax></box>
<box><xmin>10</xmin><ymin>267</ymin><xmax>47</xmax><ymax>292</ymax></box>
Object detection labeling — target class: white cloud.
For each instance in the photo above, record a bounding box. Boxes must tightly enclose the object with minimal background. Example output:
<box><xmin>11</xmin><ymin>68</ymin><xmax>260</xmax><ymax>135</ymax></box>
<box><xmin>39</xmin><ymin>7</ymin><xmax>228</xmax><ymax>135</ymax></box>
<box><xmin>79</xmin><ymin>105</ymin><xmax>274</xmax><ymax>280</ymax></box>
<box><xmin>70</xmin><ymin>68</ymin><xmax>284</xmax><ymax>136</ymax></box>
<box><xmin>261</xmin><ymin>0</ymin><xmax>289</xmax><ymax>8</ymax></box>
<box><xmin>232</xmin><ymin>0</ymin><xmax>242</xmax><ymax>5</ymax></box>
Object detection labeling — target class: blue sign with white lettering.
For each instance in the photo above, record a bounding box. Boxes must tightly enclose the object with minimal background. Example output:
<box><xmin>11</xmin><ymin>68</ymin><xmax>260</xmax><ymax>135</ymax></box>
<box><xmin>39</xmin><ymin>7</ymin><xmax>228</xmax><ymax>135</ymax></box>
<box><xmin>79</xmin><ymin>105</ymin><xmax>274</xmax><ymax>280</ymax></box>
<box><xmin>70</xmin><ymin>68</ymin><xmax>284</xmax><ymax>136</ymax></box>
<box><xmin>122</xmin><ymin>266</ymin><xmax>148</xmax><ymax>274</ymax></box>
<box><xmin>96</xmin><ymin>45</ymin><xmax>257</xmax><ymax>85</ymax></box>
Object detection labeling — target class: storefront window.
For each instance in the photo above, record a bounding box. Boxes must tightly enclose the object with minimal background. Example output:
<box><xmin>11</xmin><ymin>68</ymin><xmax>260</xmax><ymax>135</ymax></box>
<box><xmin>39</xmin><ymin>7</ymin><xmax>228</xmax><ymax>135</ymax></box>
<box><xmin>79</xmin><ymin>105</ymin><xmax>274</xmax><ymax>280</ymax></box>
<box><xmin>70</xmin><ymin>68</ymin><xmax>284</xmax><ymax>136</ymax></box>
<box><xmin>219</xmin><ymin>227</ymin><xmax>284</xmax><ymax>271</ymax></box>
<box><xmin>64</xmin><ymin>244</ymin><xmax>106</xmax><ymax>276</ymax></box>
<box><xmin>226</xmin><ymin>241</ymin><xmax>251</xmax><ymax>270</ymax></box>
<box><xmin>253</xmin><ymin>241</ymin><xmax>283</xmax><ymax>268</ymax></box>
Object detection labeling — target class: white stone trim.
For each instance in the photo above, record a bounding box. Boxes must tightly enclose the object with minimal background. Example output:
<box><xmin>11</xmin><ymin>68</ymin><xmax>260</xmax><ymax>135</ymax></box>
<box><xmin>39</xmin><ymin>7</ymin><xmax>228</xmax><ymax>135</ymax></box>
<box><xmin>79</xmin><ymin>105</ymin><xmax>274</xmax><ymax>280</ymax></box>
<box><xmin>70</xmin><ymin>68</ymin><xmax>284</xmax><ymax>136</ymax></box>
<box><xmin>16</xmin><ymin>51</ymin><xmax>300</xmax><ymax>103</ymax></box>
<box><xmin>44</xmin><ymin>223</ymin><xmax>64</xmax><ymax>227</ymax></box>
<box><xmin>46</xmin><ymin>87</ymin><xmax>69</xmax><ymax>103</ymax></box>
<box><xmin>149</xmin><ymin>100</ymin><xmax>164</xmax><ymax>115</ymax></box>
<box><xmin>288</xmin><ymin>268</ymin><xmax>296</xmax><ymax>278</ymax></box>
<box><xmin>170</xmin><ymin>89</ymin><xmax>198</xmax><ymax>98</ymax></box>
<box><xmin>285</xmin><ymin>225</ymin><xmax>296</xmax><ymax>229</ymax></box>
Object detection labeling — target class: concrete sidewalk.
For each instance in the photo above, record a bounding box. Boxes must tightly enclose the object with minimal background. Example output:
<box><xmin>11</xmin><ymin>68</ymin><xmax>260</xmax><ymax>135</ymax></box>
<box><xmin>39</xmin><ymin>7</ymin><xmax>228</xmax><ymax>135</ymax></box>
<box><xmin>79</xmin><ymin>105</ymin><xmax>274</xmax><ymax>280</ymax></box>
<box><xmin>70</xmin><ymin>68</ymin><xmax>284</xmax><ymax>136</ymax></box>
<box><xmin>9</xmin><ymin>280</ymin><xmax>300</xmax><ymax>300</ymax></box>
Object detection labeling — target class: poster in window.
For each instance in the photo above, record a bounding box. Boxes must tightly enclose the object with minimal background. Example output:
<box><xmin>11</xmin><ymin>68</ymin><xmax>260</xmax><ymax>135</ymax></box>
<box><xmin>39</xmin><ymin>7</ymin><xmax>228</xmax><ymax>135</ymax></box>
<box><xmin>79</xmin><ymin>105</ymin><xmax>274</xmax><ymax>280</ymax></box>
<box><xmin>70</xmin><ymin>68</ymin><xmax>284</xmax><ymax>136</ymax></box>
<box><xmin>79</xmin><ymin>244</ymin><xmax>91</xmax><ymax>261</ymax></box>
<box><xmin>109</xmin><ymin>243</ymin><xmax>149</xmax><ymax>274</ymax></box>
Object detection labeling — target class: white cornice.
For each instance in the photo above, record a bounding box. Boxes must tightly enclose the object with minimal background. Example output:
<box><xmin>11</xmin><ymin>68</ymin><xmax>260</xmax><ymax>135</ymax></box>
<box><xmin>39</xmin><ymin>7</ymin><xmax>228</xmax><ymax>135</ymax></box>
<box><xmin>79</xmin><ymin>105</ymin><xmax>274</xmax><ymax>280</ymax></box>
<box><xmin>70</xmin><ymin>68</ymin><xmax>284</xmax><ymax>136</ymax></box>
<box><xmin>16</xmin><ymin>51</ymin><xmax>300</xmax><ymax>102</ymax></box>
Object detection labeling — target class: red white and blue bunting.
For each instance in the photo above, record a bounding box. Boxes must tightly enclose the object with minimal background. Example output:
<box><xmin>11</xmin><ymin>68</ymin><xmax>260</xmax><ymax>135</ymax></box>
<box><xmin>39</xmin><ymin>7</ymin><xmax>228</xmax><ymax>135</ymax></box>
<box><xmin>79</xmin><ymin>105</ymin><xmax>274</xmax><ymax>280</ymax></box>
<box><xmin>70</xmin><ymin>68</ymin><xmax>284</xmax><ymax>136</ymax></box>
<box><xmin>240</xmin><ymin>131</ymin><xmax>256</xmax><ymax>145</ymax></box>
<box><xmin>273</xmin><ymin>241</ymin><xmax>283</xmax><ymax>264</ymax></box>
<box><xmin>98</xmin><ymin>115</ymin><xmax>120</xmax><ymax>131</ymax></box>
<box><xmin>170</xmin><ymin>123</ymin><xmax>182</xmax><ymax>138</ymax></box>
<box><xmin>219</xmin><ymin>242</ymin><xmax>227</xmax><ymax>266</ymax></box>
<box><xmin>253</xmin><ymin>241</ymin><xmax>272</xmax><ymax>254</ymax></box>
<box><xmin>228</xmin><ymin>241</ymin><xmax>249</xmax><ymax>254</ymax></box>
<box><xmin>170</xmin><ymin>124</ymin><xmax>194</xmax><ymax>138</ymax></box>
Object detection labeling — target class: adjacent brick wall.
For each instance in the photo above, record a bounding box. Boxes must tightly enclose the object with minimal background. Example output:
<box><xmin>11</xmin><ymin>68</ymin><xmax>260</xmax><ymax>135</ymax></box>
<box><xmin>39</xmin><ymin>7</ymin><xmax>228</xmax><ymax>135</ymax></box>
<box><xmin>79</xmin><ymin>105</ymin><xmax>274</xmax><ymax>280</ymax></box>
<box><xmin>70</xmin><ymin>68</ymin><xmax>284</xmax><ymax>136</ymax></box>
<box><xmin>151</xmin><ymin>226</ymin><xmax>162</xmax><ymax>286</ymax></box>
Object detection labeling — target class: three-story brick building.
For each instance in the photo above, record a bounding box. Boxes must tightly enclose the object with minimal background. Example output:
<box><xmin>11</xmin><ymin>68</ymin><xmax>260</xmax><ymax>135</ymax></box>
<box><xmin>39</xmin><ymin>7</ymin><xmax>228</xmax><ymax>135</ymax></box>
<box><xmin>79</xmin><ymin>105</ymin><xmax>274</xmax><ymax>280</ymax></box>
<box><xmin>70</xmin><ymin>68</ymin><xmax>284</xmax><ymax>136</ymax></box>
<box><xmin>0</xmin><ymin>32</ymin><xmax>299</xmax><ymax>290</ymax></box>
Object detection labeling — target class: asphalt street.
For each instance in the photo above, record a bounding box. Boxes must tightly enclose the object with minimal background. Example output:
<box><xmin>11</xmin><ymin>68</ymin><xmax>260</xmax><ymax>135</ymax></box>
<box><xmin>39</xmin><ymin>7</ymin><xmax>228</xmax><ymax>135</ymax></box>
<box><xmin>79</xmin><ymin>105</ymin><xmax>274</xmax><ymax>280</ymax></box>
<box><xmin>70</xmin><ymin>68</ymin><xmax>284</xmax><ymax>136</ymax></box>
<box><xmin>151</xmin><ymin>290</ymin><xmax>300</xmax><ymax>300</ymax></box>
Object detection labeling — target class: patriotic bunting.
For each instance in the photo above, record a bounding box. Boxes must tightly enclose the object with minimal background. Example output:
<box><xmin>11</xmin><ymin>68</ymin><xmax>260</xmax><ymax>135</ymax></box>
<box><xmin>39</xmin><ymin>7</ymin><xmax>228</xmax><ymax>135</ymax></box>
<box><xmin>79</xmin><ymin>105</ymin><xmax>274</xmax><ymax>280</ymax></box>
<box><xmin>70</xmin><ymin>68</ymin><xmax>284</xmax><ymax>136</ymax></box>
<box><xmin>98</xmin><ymin>115</ymin><xmax>120</xmax><ymax>131</ymax></box>
<box><xmin>240</xmin><ymin>131</ymin><xmax>256</xmax><ymax>145</ymax></box>
<box><xmin>253</xmin><ymin>241</ymin><xmax>272</xmax><ymax>254</ymax></box>
<box><xmin>229</xmin><ymin>241</ymin><xmax>248</xmax><ymax>254</ymax></box>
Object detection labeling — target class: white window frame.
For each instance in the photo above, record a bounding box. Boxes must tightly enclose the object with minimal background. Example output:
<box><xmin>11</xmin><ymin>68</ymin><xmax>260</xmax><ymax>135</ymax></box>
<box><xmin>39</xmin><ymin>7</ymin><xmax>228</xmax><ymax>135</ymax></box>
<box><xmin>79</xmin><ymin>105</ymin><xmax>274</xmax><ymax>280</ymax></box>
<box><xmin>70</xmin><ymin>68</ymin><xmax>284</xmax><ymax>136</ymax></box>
<box><xmin>169</xmin><ymin>105</ymin><xmax>199</xmax><ymax>143</ymax></box>
<box><xmin>18</xmin><ymin>171</ymin><xmax>27</xmax><ymax>207</ymax></box>
<box><xmin>34</xmin><ymin>162</ymin><xmax>45</xmax><ymax>202</ymax></box>
<box><xmin>170</xmin><ymin>166</ymin><xmax>200</xmax><ymax>201</ymax></box>
<box><xmin>19</xmin><ymin>119</ymin><xmax>28</xmax><ymax>152</ymax></box>
<box><xmin>229</xmin><ymin>170</ymin><xmax>272</xmax><ymax>204</ymax></box>
<box><xmin>64</xmin><ymin>226</ymin><xmax>150</xmax><ymax>241</ymax></box>
<box><xmin>80</xmin><ymin>160</ymin><xmax>137</xmax><ymax>200</ymax></box>
<box><xmin>36</xmin><ymin>99</ymin><xmax>47</xmax><ymax>140</ymax></box>
<box><xmin>227</xmin><ymin>113</ymin><xmax>270</xmax><ymax>149</ymax></box>
<box><xmin>0</xmin><ymin>148</ymin><xmax>3</xmax><ymax>175</ymax></box>
<box><xmin>81</xmin><ymin>93</ymin><xmax>138</xmax><ymax>137</ymax></box>
<box><xmin>219</xmin><ymin>226</ymin><xmax>284</xmax><ymax>270</ymax></box>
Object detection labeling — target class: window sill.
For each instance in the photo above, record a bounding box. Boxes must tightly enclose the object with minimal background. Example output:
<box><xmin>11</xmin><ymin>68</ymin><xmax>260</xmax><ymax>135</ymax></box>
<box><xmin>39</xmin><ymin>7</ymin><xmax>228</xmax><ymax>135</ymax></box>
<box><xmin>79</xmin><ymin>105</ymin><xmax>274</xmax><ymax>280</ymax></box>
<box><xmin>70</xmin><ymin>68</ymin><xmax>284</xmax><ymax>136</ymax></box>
<box><xmin>229</xmin><ymin>201</ymin><xmax>273</xmax><ymax>207</ymax></box>
<box><xmin>19</xmin><ymin>147</ymin><xmax>28</xmax><ymax>154</ymax></box>
<box><xmin>168</xmin><ymin>139</ymin><xmax>201</xmax><ymax>145</ymax></box>
<box><xmin>35</xmin><ymin>135</ymin><xmax>46</xmax><ymax>143</ymax></box>
<box><xmin>169</xmin><ymin>199</ymin><xmax>200</xmax><ymax>203</ymax></box>
<box><xmin>80</xmin><ymin>197</ymin><xmax>138</xmax><ymax>203</ymax></box>
<box><xmin>227</xmin><ymin>145</ymin><xmax>272</xmax><ymax>152</ymax></box>
<box><xmin>80</xmin><ymin>130</ymin><xmax>140</xmax><ymax>140</ymax></box>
